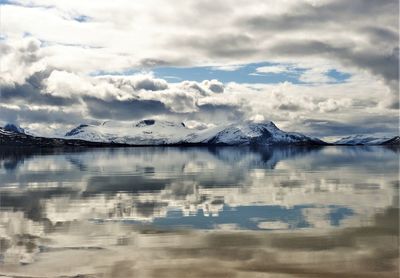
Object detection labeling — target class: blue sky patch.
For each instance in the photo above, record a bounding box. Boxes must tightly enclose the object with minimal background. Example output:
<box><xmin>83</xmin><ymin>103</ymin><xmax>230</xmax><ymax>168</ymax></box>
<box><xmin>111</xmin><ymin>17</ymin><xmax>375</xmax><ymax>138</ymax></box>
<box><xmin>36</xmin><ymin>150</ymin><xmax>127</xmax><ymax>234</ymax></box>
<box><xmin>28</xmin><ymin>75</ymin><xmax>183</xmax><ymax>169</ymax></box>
<box><xmin>92</xmin><ymin>62</ymin><xmax>351</xmax><ymax>85</ymax></box>
<box><xmin>326</xmin><ymin>69</ymin><xmax>352</xmax><ymax>83</ymax></box>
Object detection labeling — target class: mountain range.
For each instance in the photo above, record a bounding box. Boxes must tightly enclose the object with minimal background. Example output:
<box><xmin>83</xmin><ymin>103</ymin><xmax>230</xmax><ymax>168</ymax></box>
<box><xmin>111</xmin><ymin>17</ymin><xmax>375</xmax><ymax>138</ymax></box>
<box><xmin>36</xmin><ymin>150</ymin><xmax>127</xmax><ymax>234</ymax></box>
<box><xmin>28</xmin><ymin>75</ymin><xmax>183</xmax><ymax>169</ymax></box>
<box><xmin>0</xmin><ymin>120</ymin><xmax>398</xmax><ymax>147</ymax></box>
<box><xmin>0</xmin><ymin>125</ymin><xmax>127</xmax><ymax>147</ymax></box>
<box><xmin>333</xmin><ymin>134</ymin><xmax>400</xmax><ymax>146</ymax></box>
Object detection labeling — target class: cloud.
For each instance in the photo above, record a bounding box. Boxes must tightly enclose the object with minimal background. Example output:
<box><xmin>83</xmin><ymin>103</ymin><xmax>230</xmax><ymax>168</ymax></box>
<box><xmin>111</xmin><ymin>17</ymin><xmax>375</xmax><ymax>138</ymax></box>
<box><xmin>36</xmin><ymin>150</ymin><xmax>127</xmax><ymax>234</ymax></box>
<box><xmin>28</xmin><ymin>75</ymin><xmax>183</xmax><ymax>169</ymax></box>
<box><xmin>298</xmin><ymin>68</ymin><xmax>335</xmax><ymax>84</ymax></box>
<box><xmin>45</xmin><ymin>70</ymin><xmax>95</xmax><ymax>98</ymax></box>
<box><xmin>102</xmin><ymin>74</ymin><xmax>169</xmax><ymax>92</ymax></box>
<box><xmin>150</xmin><ymin>91</ymin><xmax>198</xmax><ymax>113</ymax></box>
<box><xmin>0</xmin><ymin>37</ymin><xmax>45</xmax><ymax>86</ymax></box>
<box><xmin>184</xmin><ymin>120</ymin><xmax>215</xmax><ymax>130</ymax></box>
<box><xmin>301</xmin><ymin>116</ymin><xmax>399</xmax><ymax>137</ymax></box>
<box><xmin>0</xmin><ymin>71</ymin><xmax>79</xmax><ymax>107</ymax></box>
<box><xmin>179</xmin><ymin>81</ymin><xmax>208</xmax><ymax>96</ymax></box>
<box><xmin>255</xmin><ymin>65</ymin><xmax>294</xmax><ymax>74</ymax></box>
<box><xmin>83</xmin><ymin>97</ymin><xmax>171</xmax><ymax>121</ymax></box>
<box><xmin>211</xmin><ymin>64</ymin><xmax>244</xmax><ymax>71</ymax></box>
<box><xmin>0</xmin><ymin>63</ymin><xmax>397</xmax><ymax>138</ymax></box>
<box><xmin>269</xmin><ymin>40</ymin><xmax>398</xmax><ymax>96</ymax></box>
<box><xmin>0</xmin><ymin>0</ymin><xmax>398</xmax><ymax>136</ymax></box>
<box><xmin>202</xmin><ymin>79</ymin><xmax>224</xmax><ymax>93</ymax></box>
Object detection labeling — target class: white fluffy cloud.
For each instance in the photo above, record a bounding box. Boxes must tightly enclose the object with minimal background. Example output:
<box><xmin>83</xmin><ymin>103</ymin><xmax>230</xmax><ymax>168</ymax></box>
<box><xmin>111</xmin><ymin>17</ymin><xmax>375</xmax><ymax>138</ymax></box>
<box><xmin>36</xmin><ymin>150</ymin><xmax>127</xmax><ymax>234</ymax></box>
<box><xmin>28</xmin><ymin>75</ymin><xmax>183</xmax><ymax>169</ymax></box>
<box><xmin>254</xmin><ymin>65</ymin><xmax>294</xmax><ymax>74</ymax></box>
<box><xmin>0</xmin><ymin>37</ymin><xmax>46</xmax><ymax>85</ymax></box>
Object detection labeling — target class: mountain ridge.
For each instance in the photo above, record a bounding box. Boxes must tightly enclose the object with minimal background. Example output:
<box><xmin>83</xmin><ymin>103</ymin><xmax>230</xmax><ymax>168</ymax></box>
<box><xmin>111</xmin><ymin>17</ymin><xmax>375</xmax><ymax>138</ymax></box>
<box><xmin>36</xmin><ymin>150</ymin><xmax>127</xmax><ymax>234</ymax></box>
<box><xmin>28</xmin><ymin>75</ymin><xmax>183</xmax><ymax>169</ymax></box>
<box><xmin>1</xmin><ymin>120</ymin><xmax>398</xmax><ymax>147</ymax></box>
<box><xmin>62</xmin><ymin>119</ymin><xmax>326</xmax><ymax>146</ymax></box>
<box><xmin>0</xmin><ymin>127</ymin><xmax>129</xmax><ymax>147</ymax></box>
<box><xmin>334</xmin><ymin>134</ymin><xmax>400</xmax><ymax>146</ymax></box>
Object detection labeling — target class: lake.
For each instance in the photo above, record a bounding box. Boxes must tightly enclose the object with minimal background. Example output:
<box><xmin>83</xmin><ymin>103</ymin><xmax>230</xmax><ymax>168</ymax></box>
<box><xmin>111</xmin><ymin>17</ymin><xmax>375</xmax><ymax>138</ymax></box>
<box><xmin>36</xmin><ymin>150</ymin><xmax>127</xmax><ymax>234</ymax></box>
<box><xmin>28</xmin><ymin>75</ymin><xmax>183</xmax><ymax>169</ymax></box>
<box><xmin>0</xmin><ymin>146</ymin><xmax>398</xmax><ymax>277</ymax></box>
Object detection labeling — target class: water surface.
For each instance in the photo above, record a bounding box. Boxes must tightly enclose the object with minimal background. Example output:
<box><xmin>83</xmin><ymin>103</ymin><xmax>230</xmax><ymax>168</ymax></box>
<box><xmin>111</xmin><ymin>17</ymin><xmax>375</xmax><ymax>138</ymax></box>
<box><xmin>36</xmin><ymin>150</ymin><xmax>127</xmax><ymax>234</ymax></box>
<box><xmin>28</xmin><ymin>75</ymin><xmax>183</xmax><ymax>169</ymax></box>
<box><xmin>0</xmin><ymin>146</ymin><xmax>398</xmax><ymax>277</ymax></box>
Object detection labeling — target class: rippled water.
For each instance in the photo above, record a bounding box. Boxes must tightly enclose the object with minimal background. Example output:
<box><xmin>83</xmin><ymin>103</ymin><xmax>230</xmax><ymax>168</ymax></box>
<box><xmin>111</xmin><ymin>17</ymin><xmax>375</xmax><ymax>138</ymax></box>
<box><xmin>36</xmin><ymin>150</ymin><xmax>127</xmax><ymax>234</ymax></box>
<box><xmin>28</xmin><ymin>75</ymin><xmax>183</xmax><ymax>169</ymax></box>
<box><xmin>0</xmin><ymin>146</ymin><xmax>398</xmax><ymax>277</ymax></box>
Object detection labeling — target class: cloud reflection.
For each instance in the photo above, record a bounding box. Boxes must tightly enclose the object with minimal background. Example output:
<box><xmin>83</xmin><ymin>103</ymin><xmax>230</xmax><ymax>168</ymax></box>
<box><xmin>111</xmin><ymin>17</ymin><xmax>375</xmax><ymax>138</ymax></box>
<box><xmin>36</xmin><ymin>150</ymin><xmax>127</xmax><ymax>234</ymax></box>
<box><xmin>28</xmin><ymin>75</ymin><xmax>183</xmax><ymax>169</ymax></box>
<box><xmin>0</xmin><ymin>146</ymin><xmax>398</xmax><ymax>277</ymax></box>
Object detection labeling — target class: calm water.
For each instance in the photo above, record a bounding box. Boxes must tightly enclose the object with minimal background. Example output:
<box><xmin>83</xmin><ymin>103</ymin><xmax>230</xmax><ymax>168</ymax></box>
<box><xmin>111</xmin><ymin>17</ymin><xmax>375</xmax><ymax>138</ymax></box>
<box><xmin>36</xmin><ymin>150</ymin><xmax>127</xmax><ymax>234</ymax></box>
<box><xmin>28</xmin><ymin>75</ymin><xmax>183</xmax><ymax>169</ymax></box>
<box><xmin>0</xmin><ymin>146</ymin><xmax>398</xmax><ymax>277</ymax></box>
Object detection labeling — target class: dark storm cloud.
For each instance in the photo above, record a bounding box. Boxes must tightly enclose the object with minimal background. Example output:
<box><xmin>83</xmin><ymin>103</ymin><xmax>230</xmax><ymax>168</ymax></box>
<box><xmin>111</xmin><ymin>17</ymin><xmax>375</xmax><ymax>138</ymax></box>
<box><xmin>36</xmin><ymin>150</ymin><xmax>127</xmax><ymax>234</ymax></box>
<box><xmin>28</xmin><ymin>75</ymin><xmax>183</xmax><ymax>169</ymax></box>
<box><xmin>361</xmin><ymin>26</ymin><xmax>399</xmax><ymax>44</ymax></box>
<box><xmin>196</xmin><ymin>103</ymin><xmax>247</xmax><ymax>123</ymax></box>
<box><xmin>269</xmin><ymin>40</ymin><xmax>399</xmax><ymax>90</ymax></box>
<box><xmin>243</xmin><ymin>0</ymin><xmax>397</xmax><ymax>31</ymax></box>
<box><xmin>83</xmin><ymin>97</ymin><xmax>171</xmax><ymax>121</ymax></box>
<box><xmin>277</xmin><ymin>103</ymin><xmax>301</xmax><ymax>112</ymax></box>
<box><xmin>174</xmin><ymin>33</ymin><xmax>258</xmax><ymax>59</ymax></box>
<box><xmin>83</xmin><ymin>93</ymin><xmax>246</xmax><ymax>123</ymax></box>
<box><xmin>0</xmin><ymin>105</ymin><xmax>84</xmax><ymax>125</ymax></box>
<box><xmin>0</xmin><ymin>106</ymin><xmax>18</xmax><ymax>124</ymax></box>
<box><xmin>139</xmin><ymin>58</ymin><xmax>170</xmax><ymax>68</ymax></box>
<box><xmin>0</xmin><ymin>71</ymin><xmax>78</xmax><ymax>107</ymax></box>
<box><xmin>302</xmin><ymin>116</ymin><xmax>399</xmax><ymax>137</ymax></box>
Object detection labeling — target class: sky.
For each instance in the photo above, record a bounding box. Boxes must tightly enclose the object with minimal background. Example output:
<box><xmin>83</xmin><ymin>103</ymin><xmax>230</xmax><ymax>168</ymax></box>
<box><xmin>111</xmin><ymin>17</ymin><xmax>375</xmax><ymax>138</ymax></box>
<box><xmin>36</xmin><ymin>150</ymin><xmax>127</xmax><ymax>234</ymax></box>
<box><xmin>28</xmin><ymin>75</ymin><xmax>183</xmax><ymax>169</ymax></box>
<box><xmin>0</xmin><ymin>0</ymin><xmax>399</xmax><ymax>139</ymax></box>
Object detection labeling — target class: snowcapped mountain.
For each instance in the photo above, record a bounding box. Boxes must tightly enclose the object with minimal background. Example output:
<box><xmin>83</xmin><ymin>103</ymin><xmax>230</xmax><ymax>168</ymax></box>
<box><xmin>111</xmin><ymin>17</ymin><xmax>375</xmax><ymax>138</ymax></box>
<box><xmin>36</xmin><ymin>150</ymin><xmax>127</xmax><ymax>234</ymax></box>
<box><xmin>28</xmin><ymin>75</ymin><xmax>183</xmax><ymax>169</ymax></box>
<box><xmin>3</xmin><ymin>120</ymin><xmax>399</xmax><ymax>147</ymax></box>
<box><xmin>2</xmin><ymin>120</ymin><xmax>399</xmax><ymax>147</ymax></box>
<box><xmin>64</xmin><ymin>119</ymin><xmax>193</xmax><ymax>145</ymax></box>
<box><xmin>64</xmin><ymin>120</ymin><xmax>326</xmax><ymax>146</ymax></box>
<box><xmin>3</xmin><ymin>123</ymin><xmax>26</xmax><ymax>134</ymax></box>
<box><xmin>2</xmin><ymin>123</ymin><xmax>42</xmax><ymax>137</ymax></box>
<box><xmin>334</xmin><ymin>135</ymin><xmax>399</xmax><ymax>145</ymax></box>
<box><xmin>382</xmin><ymin>136</ymin><xmax>400</xmax><ymax>145</ymax></box>
<box><xmin>0</xmin><ymin>126</ymin><xmax>126</xmax><ymax>147</ymax></box>
<box><xmin>184</xmin><ymin>121</ymin><xmax>325</xmax><ymax>145</ymax></box>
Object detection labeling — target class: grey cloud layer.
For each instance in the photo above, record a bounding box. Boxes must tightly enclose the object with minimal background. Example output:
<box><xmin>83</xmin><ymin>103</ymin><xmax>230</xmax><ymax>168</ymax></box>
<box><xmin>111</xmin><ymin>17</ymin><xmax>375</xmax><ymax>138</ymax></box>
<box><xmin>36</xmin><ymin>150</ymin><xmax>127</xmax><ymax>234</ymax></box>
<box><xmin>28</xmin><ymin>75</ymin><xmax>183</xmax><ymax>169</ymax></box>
<box><xmin>168</xmin><ymin>0</ymin><xmax>398</xmax><ymax>105</ymax></box>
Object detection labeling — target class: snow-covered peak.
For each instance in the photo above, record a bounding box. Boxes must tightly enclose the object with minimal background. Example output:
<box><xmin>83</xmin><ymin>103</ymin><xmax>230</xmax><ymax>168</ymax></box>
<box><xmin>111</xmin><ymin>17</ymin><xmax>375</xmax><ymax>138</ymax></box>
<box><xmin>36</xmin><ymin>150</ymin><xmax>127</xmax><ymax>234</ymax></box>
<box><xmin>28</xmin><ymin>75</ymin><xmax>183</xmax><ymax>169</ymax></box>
<box><xmin>3</xmin><ymin>123</ymin><xmax>26</xmax><ymax>134</ymax></box>
<box><xmin>64</xmin><ymin>119</ymin><xmax>193</xmax><ymax>145</ymax></box>
<box><xmin>185</xmin><ymin>121</ymin><xmax>325</xmax><ymax>146</ymax></box>
<box><xmin>65</xmin><ymin>124</ymin><xmax>92</xmax><ymax>137</ymax></box>
<box><xmin>237</xmin><ymin>121</ymin><xmax>280</xmax><ymax>135</ymax></box>
<box><xmin>62</xmin><ymin>119</ymin><xmax>325</xmax><ymax>146</ymax></box>
<box><xmin>334</xmin><ymin>135</ymin><xmax>392</xmax><ymax>145</ymax></box>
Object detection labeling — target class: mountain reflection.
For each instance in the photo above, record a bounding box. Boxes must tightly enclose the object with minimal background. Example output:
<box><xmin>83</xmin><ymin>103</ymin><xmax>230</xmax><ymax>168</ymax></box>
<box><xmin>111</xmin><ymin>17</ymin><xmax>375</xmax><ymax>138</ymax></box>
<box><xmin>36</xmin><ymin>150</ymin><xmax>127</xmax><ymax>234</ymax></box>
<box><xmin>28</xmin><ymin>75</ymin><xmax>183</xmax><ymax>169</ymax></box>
<box><xmin>0</xmin><ymin>146</ymin><xmax>398</xmax><ymax>277</ymax></box>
